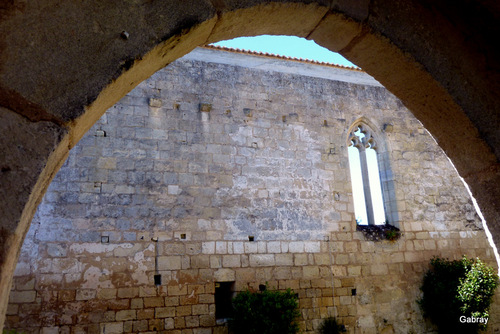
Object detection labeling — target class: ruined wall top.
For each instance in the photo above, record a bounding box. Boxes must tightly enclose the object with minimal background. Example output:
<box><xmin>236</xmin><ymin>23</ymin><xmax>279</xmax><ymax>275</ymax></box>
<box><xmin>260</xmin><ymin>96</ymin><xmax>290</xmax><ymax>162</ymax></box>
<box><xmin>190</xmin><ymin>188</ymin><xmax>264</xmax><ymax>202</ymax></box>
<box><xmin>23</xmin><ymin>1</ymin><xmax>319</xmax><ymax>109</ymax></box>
<box><xmin>185</xmin><ymin>46</ymin><xmax>383</xmax><ymax>87</ymax></box>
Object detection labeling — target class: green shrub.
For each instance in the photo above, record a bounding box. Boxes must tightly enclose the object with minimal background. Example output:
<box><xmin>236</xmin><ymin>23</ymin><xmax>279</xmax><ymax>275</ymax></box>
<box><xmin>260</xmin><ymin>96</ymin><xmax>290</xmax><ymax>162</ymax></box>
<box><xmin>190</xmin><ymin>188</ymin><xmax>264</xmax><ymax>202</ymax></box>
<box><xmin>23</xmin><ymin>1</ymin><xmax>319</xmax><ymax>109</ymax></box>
<box><xmin>229</xmin><ymin>288</ymin><xmax>300</xmax><ymax>334</ymax></box>
<box><xmin>419</xmin><ymin>256</ymin><xmax>498</xmax><ymax>334</ymax></box>
<box><xmin>318</xmin><ymin>317</ymin><xmax>345</xmax><ymax>334</ymax></box>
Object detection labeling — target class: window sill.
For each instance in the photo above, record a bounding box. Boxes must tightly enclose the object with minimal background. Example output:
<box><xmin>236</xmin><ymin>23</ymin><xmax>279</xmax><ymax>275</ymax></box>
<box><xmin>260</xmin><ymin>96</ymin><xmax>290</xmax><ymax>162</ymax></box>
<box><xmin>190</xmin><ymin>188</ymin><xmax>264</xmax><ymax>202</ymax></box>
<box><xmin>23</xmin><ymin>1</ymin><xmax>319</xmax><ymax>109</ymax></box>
<box><xmin>356</xmin><ymin>224</ymin><xmax>401</xmax><ymax>242</ymax></box>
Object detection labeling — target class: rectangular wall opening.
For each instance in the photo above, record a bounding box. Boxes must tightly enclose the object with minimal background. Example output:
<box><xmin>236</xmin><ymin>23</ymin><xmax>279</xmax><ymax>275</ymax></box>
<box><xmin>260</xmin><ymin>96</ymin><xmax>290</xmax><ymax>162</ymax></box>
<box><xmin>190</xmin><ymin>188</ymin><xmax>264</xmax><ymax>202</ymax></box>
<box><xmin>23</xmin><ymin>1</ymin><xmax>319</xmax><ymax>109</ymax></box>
<box><xmin>215</xmin><ymin>281</ymin><xmax>235</xmax><ymax>321</ymax></box>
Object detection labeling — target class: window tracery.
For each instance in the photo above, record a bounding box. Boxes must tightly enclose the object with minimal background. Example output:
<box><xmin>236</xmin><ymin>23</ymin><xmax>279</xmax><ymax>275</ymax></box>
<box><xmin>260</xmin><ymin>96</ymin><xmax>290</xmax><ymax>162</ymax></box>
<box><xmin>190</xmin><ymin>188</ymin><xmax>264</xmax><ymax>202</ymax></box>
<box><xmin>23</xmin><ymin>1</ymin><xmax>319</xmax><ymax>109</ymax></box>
<box><xmin>348</xmin><ymin>124</ymin><xmax>388</xmax><ymax>226</ymax></box>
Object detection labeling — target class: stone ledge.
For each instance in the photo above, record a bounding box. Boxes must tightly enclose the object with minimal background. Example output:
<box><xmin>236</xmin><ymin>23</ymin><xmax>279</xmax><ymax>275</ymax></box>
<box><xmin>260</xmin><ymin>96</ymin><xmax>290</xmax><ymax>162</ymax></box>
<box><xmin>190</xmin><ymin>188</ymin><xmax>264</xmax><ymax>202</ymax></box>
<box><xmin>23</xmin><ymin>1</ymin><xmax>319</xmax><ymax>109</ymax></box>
<box><xmin>356</xmin><ymin>224</ymin><xmax>401</xmax><ymax>242</ymax></box>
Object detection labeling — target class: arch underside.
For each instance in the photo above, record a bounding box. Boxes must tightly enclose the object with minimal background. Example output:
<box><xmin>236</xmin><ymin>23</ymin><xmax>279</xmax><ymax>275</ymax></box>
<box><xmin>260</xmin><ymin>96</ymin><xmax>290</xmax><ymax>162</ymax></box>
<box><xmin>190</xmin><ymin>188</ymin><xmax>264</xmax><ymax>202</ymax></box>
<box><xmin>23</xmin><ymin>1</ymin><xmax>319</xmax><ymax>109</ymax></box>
<box><xmin>0</xmin><ymin>0</ymin><xmax>499</xmax><ymax>329</ymax></box>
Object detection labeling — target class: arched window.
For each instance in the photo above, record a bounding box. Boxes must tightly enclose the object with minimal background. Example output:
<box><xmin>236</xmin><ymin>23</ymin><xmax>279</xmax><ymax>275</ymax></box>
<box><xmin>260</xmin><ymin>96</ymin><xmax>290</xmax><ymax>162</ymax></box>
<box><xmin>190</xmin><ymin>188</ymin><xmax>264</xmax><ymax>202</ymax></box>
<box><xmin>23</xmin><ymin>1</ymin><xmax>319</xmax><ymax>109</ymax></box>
<box><xmin>348</xmin><ymin>123</ymin><xmax>393</xmax><ymax>226</ymax></box>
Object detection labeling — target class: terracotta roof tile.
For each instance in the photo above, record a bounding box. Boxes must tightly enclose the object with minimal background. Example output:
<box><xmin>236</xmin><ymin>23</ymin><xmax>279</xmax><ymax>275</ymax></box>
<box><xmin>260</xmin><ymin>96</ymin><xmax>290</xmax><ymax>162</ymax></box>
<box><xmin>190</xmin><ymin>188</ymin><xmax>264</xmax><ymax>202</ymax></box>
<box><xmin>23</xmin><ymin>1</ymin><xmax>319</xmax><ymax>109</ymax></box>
<box><xmin>203</xmin><ymin>44</ymin><xmax>363</xmax><ymax>71</ymax></box>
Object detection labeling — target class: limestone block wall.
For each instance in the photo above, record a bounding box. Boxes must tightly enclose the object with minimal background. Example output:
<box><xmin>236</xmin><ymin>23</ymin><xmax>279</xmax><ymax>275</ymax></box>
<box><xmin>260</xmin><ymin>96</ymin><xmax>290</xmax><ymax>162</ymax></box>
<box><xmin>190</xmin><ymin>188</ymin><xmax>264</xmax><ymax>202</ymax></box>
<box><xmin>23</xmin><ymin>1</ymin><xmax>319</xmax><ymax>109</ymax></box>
<box><xmin>5</xmin><ymin>48</ymin><xmax>500</xmax><ymax>334</ymax></box>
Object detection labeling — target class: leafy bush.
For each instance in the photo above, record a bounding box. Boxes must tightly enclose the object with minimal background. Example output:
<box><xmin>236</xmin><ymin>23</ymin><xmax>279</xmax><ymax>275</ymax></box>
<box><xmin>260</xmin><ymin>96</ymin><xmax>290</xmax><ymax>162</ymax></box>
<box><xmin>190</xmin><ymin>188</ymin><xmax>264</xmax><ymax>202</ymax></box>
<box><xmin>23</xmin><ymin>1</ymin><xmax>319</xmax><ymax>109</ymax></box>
<box><xmin>419</xmin><ymin>256</ymin><xmax>498</xmax><ymax>333</ymax></box>
<box><xmin>230</xmin><ymin>288</ymin><xmax>300</xmax><ymax>334</ymax></box>
<box><xmin>318</xmin><ymin>317</ymin><xmax>345</xmax><ymax>334</ymax></box>
<box><xmin>458</xmin><ymin>258</ymin><xmax>499</xmax><ymax>319</ymax></box>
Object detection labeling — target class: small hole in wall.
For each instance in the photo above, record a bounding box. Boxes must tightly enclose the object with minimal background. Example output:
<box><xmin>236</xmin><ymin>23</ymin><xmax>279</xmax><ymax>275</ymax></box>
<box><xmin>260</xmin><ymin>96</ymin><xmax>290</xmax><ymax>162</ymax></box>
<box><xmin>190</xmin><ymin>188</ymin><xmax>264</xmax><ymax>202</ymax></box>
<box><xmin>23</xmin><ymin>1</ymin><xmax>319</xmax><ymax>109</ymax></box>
<box><xmin>248</xmin><ymin>236</ymin><xmax>254</xmax><ymax>242</ymax></box>
<box><xmin>259</xmin><ymin>284</ymin><xmax>266</xmax><ymax>292</ymax></box>
<box><xmin>101</xmin><ymin>236</ymin><xmax>109</xmax><ymax>244</ymax></box>
<box><xmin>351</xmin><ymin>288</ymin><xmax>357</xmax><ymax>296</ymax></box>
<box><xmin>95</xmin><ymin>129</ymin><xmax>106</xmax><ymax>137</ymax></box>
<box><xmin>180</xmin><ymin>233</ymin><xmax>186</xmax><ymax>240</ymax></box>
<box><xmin>154</xmin><ymin>274</ymin><xmax>162</xmax><ymax>286</ymax></box>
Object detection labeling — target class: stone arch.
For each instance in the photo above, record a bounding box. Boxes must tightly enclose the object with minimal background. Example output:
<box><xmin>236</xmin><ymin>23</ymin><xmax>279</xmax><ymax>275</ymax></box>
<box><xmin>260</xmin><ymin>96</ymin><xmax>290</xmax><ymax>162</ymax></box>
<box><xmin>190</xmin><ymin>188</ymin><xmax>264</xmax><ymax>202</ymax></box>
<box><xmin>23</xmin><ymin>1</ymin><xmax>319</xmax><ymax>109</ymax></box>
<box><xmin>1</xmin><ymin>1</ymin><xmax>499</xmax><ymax>329</ymax></box>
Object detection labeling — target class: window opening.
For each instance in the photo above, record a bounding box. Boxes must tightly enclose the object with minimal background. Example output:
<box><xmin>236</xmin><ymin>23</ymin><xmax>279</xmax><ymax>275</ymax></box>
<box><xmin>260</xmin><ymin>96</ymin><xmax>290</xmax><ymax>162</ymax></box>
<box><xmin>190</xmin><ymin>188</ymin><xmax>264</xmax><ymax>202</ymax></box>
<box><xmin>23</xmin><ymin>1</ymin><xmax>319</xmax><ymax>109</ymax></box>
<box><xmin>154</xmin><ymin>274</ymin><xmax>162</xmax><ymax>286</ymax></box>
<box><xmin>348</xmin><ymin>125</ymin><xmax>386</xmax><ymax>225</ymax></box>
<box><xmin>366</xmin><ymin>145</ymin><xmax>385</xmax><ymax>223</ymax></box>
<box><xmin>348</xmin><ymin>145</ymin><xmax>368</xmax><ymax>224</ymax></box>
<box><xmin>215</xmin><ymin>281</ymin><xmax>235</xmax><ymax>321</ymax></box>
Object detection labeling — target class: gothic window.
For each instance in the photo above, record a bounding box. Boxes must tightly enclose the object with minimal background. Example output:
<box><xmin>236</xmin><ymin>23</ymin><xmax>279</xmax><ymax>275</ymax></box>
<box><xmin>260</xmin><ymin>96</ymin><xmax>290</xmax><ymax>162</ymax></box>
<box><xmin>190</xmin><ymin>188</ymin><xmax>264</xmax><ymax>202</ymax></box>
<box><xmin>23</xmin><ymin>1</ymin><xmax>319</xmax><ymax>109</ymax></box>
<box><xmin>348</xmin><ymin>123</ymin><xmax>390</xmax><ymax>225</ymax></box>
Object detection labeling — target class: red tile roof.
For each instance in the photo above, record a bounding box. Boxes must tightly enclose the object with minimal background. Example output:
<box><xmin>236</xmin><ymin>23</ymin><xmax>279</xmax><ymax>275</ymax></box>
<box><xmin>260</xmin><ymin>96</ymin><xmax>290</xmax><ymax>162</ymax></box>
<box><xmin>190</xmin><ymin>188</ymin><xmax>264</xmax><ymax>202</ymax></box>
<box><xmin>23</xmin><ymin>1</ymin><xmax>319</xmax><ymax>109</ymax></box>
<box><xmin>202</xmin><ymin>44</ymin><xmax>363</xmax><ymax>71</ymax></box>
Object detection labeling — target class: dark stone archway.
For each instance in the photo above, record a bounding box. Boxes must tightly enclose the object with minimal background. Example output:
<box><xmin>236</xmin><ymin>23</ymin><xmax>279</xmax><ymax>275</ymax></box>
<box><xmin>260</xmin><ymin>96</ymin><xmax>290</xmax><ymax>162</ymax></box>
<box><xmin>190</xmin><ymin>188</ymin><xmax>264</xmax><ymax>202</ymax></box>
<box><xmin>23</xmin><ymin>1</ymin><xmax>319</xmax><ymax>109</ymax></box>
<box><xmin>0</xmin><ymin>0</ymin><xmax>498</xmax><ymax>328</ymax></box>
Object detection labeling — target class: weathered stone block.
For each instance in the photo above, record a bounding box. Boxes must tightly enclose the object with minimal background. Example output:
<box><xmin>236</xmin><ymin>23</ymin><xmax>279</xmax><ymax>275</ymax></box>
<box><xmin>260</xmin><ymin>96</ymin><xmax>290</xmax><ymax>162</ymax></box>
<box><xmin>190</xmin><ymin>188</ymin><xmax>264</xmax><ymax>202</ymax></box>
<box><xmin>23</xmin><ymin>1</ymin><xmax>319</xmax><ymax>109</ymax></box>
<box><xmin>313</xmin><ymin>254</ymin><xmax>330</xmax><ymax>265</ymax></box>
<box><xmin>185</xmin><ymin>315</ymin><xmax>200</xmax><ymax>327</ymax></box>
<box><xmin>137</xmin><ymin>309</ymin><xmax>154</xmax><ymax>320</ymax></box>
<box><xmin>9</xmin><ymin>291</ymin><xmax>36</xmax><ymax>303</ymax></box>
<box><xmin>130</xmin><ymin>298</ymin><xmax>143</xmax><ymax>309</ymax></box>
<box><xmin>144</xmin><ymin>297</ymin><xmax>164</xmax><ymax>308</ymax></box>
<box><xmin>15</xmin><ymin>278</ymin><xmax>35</xmax><ymax>291</ymax></box>
<box><xmin>273</xmin><ymin>267</ymin><xmax>292</xmax><ymax>280</ymax></box>
<box><xmin>275</xmin><ymin>254</ymin><xmax>294</xmax><ymax>266</ymax></box>
<box><xmin>116</xmin><ymin>310</ymin><xmax>137</xmax><ymax>321</ymax></box>
<box><xmin>165</xmin><ymin>296</ymin><xmax>180</xmax><ymax>307</ymax></box>
<box><xmin>176</xmin><ymin>305</ymin><xmax>192</xmax><ymax>317</ymax></box>
<box><xmin>244</xmin><ymin>242</ymin><xmax>258</xmax><ymax>254</ymax></box>
<box><xmin>249</xmin><ymin>254</ymin><xmax>275</xmax><ymax>267</ymax></box>
<box><xmin>164</xmin><ymin>317</ymin><xmax>175</xmax><ymax>330</ymax></box>
<box><xmin>232</xmin><ymin>242</ymin><xmax>244</xmax><ymax>254</ymax></box>
<box><xmin>75</xmin><ymin>289</ymin><xmax>96</xmax><ymax>301</ymax></box>
<box><xmin>132</xmin><ymin>320</ymin><xmax>148</xmax><ymax>332</ymax></box>
<box><xmin>6</xmin><ymin>303</ymin><xmax>18</xmax><ymax>316</ymax></box>
<box><xmin>201</xmin><ymin>242</ymin><xmax>215</xmax><ymax>255</ymax></box>
<box><xmin>41</xmin><ymin>327</ymin><xmax>59</xmax><ymax>334</ymax></box>
<box><xmin>158</xmin><ymin>256</ymin><xmax>182</xmax><ymax>270</ymax></box>
<box><xmin>135</xmin><ymin>287</ymin><xmax>155</xmax><ymax>298</ymax></box>
<box><xmin>168</xmin><ymin>285</ymin><xmax>188</xmax><ymax>296</ymax></box>
<box><xmin>192</xmin><ymin>304</ymin><xmax>209</xmax><ymax>316</ymax></box>
<box><xmin>347</xmin><ymin>266</ymin><xmax>362</xmax><ymax>277</ymax></box>
<box><xmin>199</xmin><ymin>315</ymin><xmax>215</xmax><ymax>327</ymax></box>
<box><xmin>304</xmin><ymin>241</ymin><xmax>321</xmax><ymax>253</ymax></box>
<box><xmin>415</xmin><ymin>232</ymin><xmax>430</xmax><ymax>239</ymax></box>
<box><xmin>190</xmin><ymin>255</ymin><xmax>210</xmax><ymax>269</ymax></box>
<box><xmin>222</xmin><ymin>255</ymin><xmax>240</xmax><ymax>267</ymax></box>
<box><xmin>215</xmin><ymin>242</ymin><xmax>227</xmax><ymax>254</ymax></box>
<box><xmin>100</xmin><ymin>322</ymin><xmax>124</xmax><ymax>334</ymax></box>
<box><xmin>303</xmin><ymin>266</ymin><xmax>320</xmax><ymax>279</ymax></box>
<box><xmin>404</xmin><ymin>251</ymin><xmax>422</xmax><ymax>262</ymax></box>
<box><xmin>267</xmin><ymin>241</ymin><xmax>281</xmax><ymax>253</ymax></box>
<box><xmin>424</xmin><ymin>240</ymin><xmax>436</xmax><ymax>250</ymax></box>
<box><xmin>155</xmin><ymin>307</ymin><xmax>175</xmax><ymax>318</ymax></box>
<box><xmin>335</xmin><ymin>254</ymin><xmax>349</xmax><ymax>265</ymax></box>
<box><xmin>294</xmin><ymin>254</ymin><xmax>309</xmax><ymax>266</ymax></box>
<box><xmin>214</xmin><ymin>269</ymin><xmax>235</xmax><ymax>282</ymax></box>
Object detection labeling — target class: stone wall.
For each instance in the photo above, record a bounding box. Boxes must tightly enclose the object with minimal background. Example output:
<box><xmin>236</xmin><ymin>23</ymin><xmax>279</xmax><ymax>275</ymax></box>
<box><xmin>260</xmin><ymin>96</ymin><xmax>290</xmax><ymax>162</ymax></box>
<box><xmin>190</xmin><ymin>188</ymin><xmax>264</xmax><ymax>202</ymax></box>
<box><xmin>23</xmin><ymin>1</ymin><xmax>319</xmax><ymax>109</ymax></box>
<box><xmin>5</xmin><ymin>47</ymin><xmax>500</xmax><ymax>334</ymax></box>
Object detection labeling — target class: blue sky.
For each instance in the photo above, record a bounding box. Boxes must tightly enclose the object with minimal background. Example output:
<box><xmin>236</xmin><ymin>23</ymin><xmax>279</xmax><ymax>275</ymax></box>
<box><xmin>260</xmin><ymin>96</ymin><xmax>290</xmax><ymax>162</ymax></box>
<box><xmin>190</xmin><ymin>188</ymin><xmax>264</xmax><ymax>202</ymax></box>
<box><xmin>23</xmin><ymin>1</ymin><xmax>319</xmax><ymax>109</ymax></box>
<box><xmin>211</xmin><ymin>35</ymin><xmax>357</xmax><ymax>68</ymax></box>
